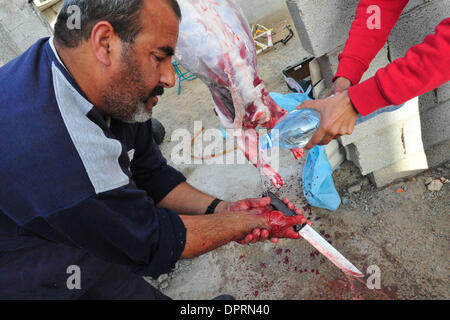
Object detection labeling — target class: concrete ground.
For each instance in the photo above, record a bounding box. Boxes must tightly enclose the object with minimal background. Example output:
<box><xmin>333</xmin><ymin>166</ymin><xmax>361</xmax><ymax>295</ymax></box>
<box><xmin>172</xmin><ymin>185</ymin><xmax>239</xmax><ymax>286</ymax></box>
<box><xmin>146</xmin><ymin>13</ymin><xmax>449</xmax><ymax>300</ymax></box>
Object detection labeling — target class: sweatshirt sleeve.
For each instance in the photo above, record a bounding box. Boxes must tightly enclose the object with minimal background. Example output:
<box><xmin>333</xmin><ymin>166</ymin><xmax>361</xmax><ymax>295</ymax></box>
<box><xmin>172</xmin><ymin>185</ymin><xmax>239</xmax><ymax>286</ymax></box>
<box><xmin>349</xmin><ymin>18</ymin><xmax>450</xmax><ymax>115</ymax></box>
<box><xmin>23</xmin><ymin>184</ymin><xmax>186</xmax><ymax>279</ymax></box>
<box><xmin>334</xmin><ymin>0</ymin><xmax>409</xmax><ymax>85</ymax></box>
<box><xmin>131</xmin><ymin>121</ymin><xmax>186</xmax><ymax>204</ymax></box>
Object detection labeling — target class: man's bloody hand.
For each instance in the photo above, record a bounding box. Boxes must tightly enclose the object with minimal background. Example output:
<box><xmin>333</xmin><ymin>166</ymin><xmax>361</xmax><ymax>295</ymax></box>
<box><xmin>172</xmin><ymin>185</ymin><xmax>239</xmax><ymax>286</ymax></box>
<box><xmin>216</xmin><ymin>197</ymin><xmax>307</xmax><ymax>243</ymax></box>
<box><xmin>216</xmin><ymin>197</ymin><xmax>275</xmax><ymax>244</ymax></box>
<box><xmin>256</xmin><ymin>209</ymin><xmax>306</xmax><ymax>239</ymax></box>
<box><xmin>226</xmin><ymin>197</ymin><xmax>271</xmax><ymax>211</ymax></box>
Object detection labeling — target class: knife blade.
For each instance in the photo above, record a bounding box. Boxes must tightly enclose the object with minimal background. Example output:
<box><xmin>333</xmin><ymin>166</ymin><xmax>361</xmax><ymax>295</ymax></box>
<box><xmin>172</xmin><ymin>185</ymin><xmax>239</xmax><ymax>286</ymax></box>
<box><xmin>299</xmin><ymin>225</ymin><xmax>364</xmax><ymax>277</ymax></box>
<box><xmin>265</xmin><ymin>191</ymin><xmax>364</xmax><ymax>278</ymax></box>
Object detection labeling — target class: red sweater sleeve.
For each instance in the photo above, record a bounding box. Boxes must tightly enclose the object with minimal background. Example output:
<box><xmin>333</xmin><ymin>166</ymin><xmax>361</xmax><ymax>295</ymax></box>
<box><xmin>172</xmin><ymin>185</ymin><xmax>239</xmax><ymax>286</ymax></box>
<box><xmin>334</xmin><ymin>0</ymin><xmax>409</xmax><ymax>85</ymax></box>
<box><xmin>349</xmin><ymin>18</ymin><xmax>450</xmax><ymax>115</ymax></box>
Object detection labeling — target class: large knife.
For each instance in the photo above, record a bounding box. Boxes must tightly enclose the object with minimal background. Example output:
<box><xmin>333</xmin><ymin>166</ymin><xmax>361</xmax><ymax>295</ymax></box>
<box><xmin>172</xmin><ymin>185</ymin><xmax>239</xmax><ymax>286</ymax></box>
<box><xmin>265</xmin><ymin>191</ymin><xmax>364</xmax><ymax>278</ymax></box>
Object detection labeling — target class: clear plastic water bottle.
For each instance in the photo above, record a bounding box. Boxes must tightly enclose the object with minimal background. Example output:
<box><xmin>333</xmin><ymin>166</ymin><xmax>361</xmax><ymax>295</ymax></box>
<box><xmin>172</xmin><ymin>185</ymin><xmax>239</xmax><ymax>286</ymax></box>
<box><xmin>260</xmin><ymin>103</ymin><xmax>404</xmax><ymax>150</ymax></box>
<box><xmin>260</xmin><ymin>109</ymin><xmax>320</xmax><ymax>149</ymax></box>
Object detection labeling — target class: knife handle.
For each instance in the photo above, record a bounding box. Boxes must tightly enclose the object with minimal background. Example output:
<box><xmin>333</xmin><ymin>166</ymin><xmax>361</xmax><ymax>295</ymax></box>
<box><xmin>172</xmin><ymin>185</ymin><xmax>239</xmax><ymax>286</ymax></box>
<box><xmin>265</xmin><ymin>192</ymin><xmax>304</xmax><ymax>232</ymax></box>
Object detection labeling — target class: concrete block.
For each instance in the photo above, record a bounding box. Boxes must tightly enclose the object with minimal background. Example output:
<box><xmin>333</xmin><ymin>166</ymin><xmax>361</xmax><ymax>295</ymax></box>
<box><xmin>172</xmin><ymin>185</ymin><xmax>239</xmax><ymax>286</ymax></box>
<box><xmin>419</xmin><ymin>89</ymin><xmax>438</xmax><ymax>113</ymax></box>
<box><xmin>420</xmin><ymin>100</ymin><xmax>450</xmax><ymax>149</ymax></box>
<box><xmin>325</xmin><ymin>44</ymin><xmax>390</xmax><ymax>84</ymax></box>
<box><xmin>286</xmin><ymin>0</ymin><xmax>357</xmax><ymax>57</ymax></box>
<box><xmin>325</xmin><ymin>139</ymin><xmax>346</xmax><ymax>170</ymax></box>
<box><xmin>315</xmin><ymin>54</ymin><xmax>337</xmax><ymax>89</ymax></box>
<box><xmin>369</xmin><ymin>136</ymin><xmax>450</xmax><ymax>188</ymax></box>
<box><xmin>32</xmin><ymin>0</ymin><xmax>60</xmax><ymax>11</ymax></box>
<box><xmin>436</xmin><ymin>81</ymin><xmax>450</xmax><ymax>103</ymax></box>
<box><xmin>346</xmin><ymin>123</ymin><xmax>406</xmax><ymax>175</ymax></box>
<box><xmin>388</xmin><ymin>0</ymin><xmax>450</xmax><ymax>60</ymax></box>
<box><xmin>364</xmin><ymin>107</ymin><xmax>432</xmax><ymax>188</ymax></box>
<box><xmin>345</xmin><ymin>99</ymin><xmax>449</xmax><ymax>183</ymax></box>
<box><xmin>424</xmin><ymin>139</ymin><xmax>450</xmax><ymax>168</ymax></box>
<box><xmin>403</xmin><ymin>113</ymin><xmax>427</xmax><ymax>156</ymax></box>
<box><xmin>360</xmin><ymin>46</ymin><xmax>390</xmax><ymax>82</ymax></box>
<box><xmin>285</xmin><ymin>0</ymin><xmax>314</xmax><ymax>55</ymax></box>
<box><xmin>341</xmin><ymin>96</ymin><xmax>449</xmax><ymax>185</ymax></box>
<box><xmin>404</xmin><ymin>0</ymin><xmax>425</xmax><ymax>13</ymax></box>
<box><xmin>342</xmin><ymin>97</ymin><xmax>431</xmax><ymax>176</ymax></box>
<box><xmin>368</xmin><ymin>151</ymin><xmax>428</xmax><ymax>187</ymax></box>
<box><xmin>340</xmin><ymin>97</ymin><xmax>420</xmax><ymax>146</ymax></box>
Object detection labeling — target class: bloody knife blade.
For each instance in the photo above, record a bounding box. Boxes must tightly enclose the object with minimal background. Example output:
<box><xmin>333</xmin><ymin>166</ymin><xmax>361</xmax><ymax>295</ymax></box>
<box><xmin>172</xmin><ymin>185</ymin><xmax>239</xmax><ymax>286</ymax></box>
<box><xmin>265</xmin><ymin>191</ymin><xmax>364</xmax><ymax>278</ymax></box>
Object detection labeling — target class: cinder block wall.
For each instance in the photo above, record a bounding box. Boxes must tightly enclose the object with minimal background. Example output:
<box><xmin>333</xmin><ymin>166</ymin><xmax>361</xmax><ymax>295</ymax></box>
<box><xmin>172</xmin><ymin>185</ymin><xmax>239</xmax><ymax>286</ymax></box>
<box><xmin>0</xmin><ymin>0</ymin><xmax>52</xmax><ymax>67</ymax></box>
<box><xmin>287</xmin><ymin>0</ymin><xmax>450</xmax><ymax>187</ymax></box>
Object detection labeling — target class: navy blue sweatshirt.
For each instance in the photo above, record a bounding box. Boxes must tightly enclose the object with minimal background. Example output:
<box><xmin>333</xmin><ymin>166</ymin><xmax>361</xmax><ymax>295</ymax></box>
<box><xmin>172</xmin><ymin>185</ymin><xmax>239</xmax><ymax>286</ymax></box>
<box><xmin>0</xmin><ymin>38</ymin><xmax>187</xmax><ymax>299</ymax></box>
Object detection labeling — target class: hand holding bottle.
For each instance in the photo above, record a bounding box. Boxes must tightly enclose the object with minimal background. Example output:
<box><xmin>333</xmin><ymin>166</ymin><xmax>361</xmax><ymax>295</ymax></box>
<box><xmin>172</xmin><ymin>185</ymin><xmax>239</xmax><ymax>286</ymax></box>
<box><xmin>296</xmin><ymin>90</ymin><xmax>358</xmax><ymax>150</ymax></box>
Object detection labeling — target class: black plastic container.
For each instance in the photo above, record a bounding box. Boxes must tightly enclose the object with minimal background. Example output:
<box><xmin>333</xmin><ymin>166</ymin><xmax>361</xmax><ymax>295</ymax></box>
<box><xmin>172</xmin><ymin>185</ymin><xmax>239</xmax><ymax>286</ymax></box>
<box><xmin>282</xmin><ymin>57</ymin><xmax>315</xmax><ymax>99</ymax></box>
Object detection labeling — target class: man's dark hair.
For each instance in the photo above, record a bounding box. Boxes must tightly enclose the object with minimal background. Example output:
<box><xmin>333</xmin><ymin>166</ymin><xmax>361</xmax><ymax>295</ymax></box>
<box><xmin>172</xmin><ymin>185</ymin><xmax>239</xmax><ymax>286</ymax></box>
<box><xmin>54</xmin><ymin>0</ymin><xmax>182</xmax><ymax>48</ymax></box>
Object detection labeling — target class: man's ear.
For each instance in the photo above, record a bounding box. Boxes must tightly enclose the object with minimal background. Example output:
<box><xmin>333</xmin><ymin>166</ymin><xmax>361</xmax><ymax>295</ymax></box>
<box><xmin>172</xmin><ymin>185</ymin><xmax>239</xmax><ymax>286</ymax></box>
<box><xmin>90</xmin><ymin>21</ymin><xmax>119</xmax><ymax>67</ymax></box>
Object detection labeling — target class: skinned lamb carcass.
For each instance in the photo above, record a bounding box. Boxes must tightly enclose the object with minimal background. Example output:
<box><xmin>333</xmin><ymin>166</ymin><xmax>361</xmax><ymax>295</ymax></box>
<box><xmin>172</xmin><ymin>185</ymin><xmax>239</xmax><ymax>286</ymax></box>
<box><xmin>175</xmin><ymin>0</ymin><xmax>301</xmax><ymax>188</ymax></box>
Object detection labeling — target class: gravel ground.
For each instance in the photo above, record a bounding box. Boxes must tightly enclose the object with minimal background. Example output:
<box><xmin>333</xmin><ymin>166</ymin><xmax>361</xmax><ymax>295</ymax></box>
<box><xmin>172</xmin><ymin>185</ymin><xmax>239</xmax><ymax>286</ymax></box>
<box><xmin>146</xmin><ymin>11</ymin><xmax>449</xmax><ymax>300</ymax></box>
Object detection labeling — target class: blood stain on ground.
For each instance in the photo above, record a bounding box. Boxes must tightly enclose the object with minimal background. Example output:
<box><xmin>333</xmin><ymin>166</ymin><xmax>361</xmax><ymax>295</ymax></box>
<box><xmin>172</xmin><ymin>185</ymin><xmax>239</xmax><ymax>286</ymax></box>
<box><xmin>317</xmin><ymin>275</ymin><xmax>398</xmax><ymax>300</ymax></box>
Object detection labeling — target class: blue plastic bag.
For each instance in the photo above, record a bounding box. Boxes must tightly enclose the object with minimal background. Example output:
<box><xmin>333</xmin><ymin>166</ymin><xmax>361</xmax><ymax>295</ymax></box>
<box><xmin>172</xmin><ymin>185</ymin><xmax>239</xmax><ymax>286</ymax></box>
<box><xmin>269</xmin><ymin>91</ymin><xmax>312</xmax><ymax>113</ymax></box>
<box><xmin>302</xmin><ymin>145</ymin><xmax>341</xmax><ymax>211</ymax></box>
<box><xmin>269</xmin><ymin>92</ymin><xmax>341</xmax><ymax>211</ymax></box>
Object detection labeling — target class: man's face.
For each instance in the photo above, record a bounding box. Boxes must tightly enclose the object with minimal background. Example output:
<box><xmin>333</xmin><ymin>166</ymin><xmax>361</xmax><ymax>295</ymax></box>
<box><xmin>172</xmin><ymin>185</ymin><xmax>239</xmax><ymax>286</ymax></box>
<box><xmin>101</xmin><ymin>0</ymin><xmax>179</xmax><ymax>123</ymax></box>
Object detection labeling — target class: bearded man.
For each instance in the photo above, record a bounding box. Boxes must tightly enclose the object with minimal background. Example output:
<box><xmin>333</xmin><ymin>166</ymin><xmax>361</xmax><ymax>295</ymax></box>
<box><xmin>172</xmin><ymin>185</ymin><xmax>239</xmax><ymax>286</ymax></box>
<box><xmin>0</xmin><ymin>0</ymin><xmax>303</xmax><ymax>299</ymax></box>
